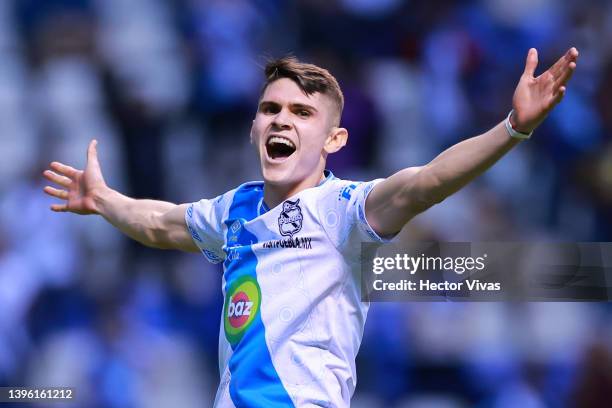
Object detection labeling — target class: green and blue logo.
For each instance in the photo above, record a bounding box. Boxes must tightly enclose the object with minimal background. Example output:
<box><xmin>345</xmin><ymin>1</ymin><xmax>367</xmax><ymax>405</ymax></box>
<box><xmin>224</xmin><ymin>275</ymin><xmax>261</xmax><ymax>346</ymax></box>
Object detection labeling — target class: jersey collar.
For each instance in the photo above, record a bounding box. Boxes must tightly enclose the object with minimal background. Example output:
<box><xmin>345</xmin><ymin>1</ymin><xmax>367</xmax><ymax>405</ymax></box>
<box><xmin>258</xmin><ymin>170</ymin><xmax>334</xmax><ymax>216</ymax></box>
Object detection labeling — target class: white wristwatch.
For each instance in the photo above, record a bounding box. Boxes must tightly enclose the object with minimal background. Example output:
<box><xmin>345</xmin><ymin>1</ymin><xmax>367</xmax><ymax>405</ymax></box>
<box><xmin>504</xmin><ymin>110</ymin><xmax>533</xmax><ymax>140</ymax></box>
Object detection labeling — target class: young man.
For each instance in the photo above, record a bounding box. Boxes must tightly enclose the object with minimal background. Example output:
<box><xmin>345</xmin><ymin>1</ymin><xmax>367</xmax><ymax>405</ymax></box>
<box><xmin>44</xmin><ymin>48</ymin><xmax>578</xmax><ymax>407</ymax></box>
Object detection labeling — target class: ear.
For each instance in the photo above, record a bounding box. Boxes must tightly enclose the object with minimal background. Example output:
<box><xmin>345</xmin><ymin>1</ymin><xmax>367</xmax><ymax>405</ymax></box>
<box><xmin>324</xmin><ymin>127</ymin><xmax>348</xmax><ymax>154</ymax></box>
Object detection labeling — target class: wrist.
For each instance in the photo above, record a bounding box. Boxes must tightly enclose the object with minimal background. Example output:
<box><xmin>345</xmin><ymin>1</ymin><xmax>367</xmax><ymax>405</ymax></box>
<box><xmin>505</xmin><ymin>110</ymin><xmax>533</xmax><ymax>140</ymax></box>
<box><xmin>92</xmin><ymin>186</ymin><xmax>116</xmax><ymax>215</ymax></box>
<box><xmin>509</xmin><ymin>110</ymin><xmax>535</xmax><ymax>134</ymax></box>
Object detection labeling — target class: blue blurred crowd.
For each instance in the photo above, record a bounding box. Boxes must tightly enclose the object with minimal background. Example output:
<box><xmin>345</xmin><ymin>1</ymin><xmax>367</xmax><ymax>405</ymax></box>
<box><xmin>0</xmin><ymin>0</ymin><xmax>611</xmax><ymax>407</ymax></box>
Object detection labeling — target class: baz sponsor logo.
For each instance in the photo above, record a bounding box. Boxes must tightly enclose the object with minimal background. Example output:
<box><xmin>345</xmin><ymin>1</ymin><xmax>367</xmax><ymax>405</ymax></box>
<box><xmin>224</xmin><ymin>276</ymin><xmax>261</xmax><ymax>346</ymax></box>
<box><xmin>278</xmin><ymin>199</ymin><xmax>303</xmax><ymax>238</ymax></box>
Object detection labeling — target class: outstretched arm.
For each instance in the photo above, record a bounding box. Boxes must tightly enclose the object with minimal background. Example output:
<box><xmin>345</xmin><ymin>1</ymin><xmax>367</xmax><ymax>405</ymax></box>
<box><xmin>43</xmin><ymin>140</ymin><xmax>199</xmax><ymax>252</ymax></box>
<box><xmin>366</xmin><ymin>47</ymin><xmax>579</xmax><ymax>237</ymax></box>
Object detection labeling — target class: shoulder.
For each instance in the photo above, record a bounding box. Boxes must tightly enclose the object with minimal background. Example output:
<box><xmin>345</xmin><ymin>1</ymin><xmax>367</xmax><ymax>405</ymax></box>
<box><xmin>226</xmin><ymin>181</ymin><xmax>264</xmax><ymax>210</ymax></box>
<box><xmin>193</xmin><ymin>181</ymin><xmax>263</xmax><ymax>207</ymax></box>
<box><xmin>219</xmin><ymin>180</ymin><xmax>264</xmax><ymax>200</ymax></box>
<box><xmin>317</xmin><ymin>176</ymin><xmax>378</xmax><ymax>204</ymax></box>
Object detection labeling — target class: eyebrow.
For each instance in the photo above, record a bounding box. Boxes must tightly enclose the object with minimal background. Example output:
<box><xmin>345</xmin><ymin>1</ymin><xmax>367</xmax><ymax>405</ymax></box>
<box><xmin>259</xmin><ymin>100</ymin><xmax>318</xmax><ymax>112</ymax></box>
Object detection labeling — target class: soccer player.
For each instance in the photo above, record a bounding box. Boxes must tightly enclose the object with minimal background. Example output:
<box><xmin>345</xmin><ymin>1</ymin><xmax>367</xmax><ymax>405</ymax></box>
<box><xmin>43</xmin><ymin>48</ymin><xmax>578</xmax><ymax>407</ymax></box>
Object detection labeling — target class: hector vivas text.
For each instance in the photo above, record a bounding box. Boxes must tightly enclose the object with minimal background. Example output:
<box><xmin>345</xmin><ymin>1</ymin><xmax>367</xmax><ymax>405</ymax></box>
<box><xmin>370</xmin><ymin>253</ymin><xmax>501</xmax><ymax>293</ymax></box>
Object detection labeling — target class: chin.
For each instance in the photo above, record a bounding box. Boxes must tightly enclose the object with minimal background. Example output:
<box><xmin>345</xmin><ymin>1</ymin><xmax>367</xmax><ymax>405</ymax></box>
<box><xmin>261</xmin><ymin>165</ymin><xmax>294</xmax><ymax>185</ymax></box>
<box><xmin>259</xmin><ymin>151</ymin><xmax>299</xmax><ymax>184</ymax></box>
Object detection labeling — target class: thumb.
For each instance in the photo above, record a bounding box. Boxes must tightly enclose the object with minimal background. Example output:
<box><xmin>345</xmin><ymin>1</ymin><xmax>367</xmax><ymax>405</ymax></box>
<box><xmin>523</xmin><ymin>48</ymin><xmax>538</xmax><ymax>77</ymax></box>
<box><xmin>86</xmin><ymin>139</ymin><xmax>101</xmax><ymax>170</ymax></box>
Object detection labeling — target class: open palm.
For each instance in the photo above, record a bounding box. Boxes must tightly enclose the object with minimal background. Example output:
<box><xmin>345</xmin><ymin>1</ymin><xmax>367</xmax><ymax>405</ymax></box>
<box><xmin>511</xmin><ymin>47</ymin><xmax>579</xmax><ymax>133</ymax></box>
<box><xmin>43</xmin><ymin>140</ymin><xmax>107</xmax><ymax>215</ymax></box>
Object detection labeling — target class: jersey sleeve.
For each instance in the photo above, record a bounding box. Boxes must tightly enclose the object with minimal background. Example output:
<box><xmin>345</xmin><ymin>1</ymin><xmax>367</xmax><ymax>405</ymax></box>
<box><xmin>318</xmin><ymin>179</ymin><xmax>393</xmax><ymax>254</ymax></box>
<box><xmin>185</xmin><ymin>191</ymin><xmax>232</xmax><ymax>264</ymax></box>
<box><xmin>348</xmin><ymin>179</ymin><xmax>392</xmax><ymax>244</ymax></box>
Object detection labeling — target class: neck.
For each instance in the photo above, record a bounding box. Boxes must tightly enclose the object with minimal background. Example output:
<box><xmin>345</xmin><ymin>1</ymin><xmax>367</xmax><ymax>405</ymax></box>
<box><xmin>264</xmin><ymin>171</ymin><xmax>327</xmax><ymax>209</ymax></box>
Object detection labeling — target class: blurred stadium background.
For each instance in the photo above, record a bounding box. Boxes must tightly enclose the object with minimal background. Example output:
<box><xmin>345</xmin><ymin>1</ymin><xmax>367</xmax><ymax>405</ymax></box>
<box><xmin>1</xmin><ymin>0</ymin><xmax>611</xmax><ymax>407</ymax></box>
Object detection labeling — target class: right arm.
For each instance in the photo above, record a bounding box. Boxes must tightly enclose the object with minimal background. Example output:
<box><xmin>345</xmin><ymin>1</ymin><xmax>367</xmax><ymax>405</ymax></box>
<box><xmin>94</xmin><ymin>190</ymin><xmax>197</xmax><ymax>251</ymax></box>
<box><xmin>43</xmin><ymin>140</ymin><xmax>199</xmax><ymax>252</ymax></box>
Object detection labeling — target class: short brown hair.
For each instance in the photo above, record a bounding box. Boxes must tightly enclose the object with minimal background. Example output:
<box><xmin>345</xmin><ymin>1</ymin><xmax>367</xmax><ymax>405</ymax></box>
<box><xmin>262</xmin><ymin>56</ymin><xmax>344</xmax><ymax>125</ymax></box>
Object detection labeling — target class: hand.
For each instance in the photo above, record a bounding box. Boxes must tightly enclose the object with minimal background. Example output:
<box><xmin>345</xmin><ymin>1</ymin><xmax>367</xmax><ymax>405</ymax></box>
<box><xmin>511</xmin><ymin>47</ymin><xmax>579</xmax><ymax>133</ymax></box>
<box><xmin>43</xmin><ymin>140</ymin><xmax>108</xmax><ymax>214</ymax></box>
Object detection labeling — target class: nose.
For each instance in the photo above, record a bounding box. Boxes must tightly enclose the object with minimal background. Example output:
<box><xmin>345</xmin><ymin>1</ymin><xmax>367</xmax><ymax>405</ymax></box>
<box><xmin>272</xmin><ymin>108</ymin><xmax>292</xmax><ymax>130</ymax></box>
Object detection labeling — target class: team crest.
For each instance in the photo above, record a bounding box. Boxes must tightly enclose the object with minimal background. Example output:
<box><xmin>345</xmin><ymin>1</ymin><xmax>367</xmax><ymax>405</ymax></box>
<box><xmin>278</xmin><ymin>199</ymin><xmax>303</xmax><ymax>238</ymax></box>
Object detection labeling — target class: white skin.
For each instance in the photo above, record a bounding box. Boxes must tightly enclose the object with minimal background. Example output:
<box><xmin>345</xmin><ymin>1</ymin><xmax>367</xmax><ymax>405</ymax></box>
<box><xmin>43</xmin><ymin>47</ymin><xmax>578</xmax><ymax>249</ymax></box>
<box><xmin>251</xmin><ymin>77</ymin><xmax>347</xmax><ymax>208</ymax></box>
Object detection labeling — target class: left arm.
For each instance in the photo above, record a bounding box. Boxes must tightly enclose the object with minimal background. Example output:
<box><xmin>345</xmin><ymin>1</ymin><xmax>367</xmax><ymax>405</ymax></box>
<box><xmin>366</xmin><ymin>47</ymin><xmax>579</xmax><ymax>237</ymax></box>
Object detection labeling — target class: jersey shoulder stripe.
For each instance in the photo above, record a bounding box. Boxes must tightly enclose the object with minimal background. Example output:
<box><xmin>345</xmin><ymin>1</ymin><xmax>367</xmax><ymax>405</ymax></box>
<box><xmin>224</xmin><ymin>183</ymin><xmax>295</xmax><ymax>407</ymax></box>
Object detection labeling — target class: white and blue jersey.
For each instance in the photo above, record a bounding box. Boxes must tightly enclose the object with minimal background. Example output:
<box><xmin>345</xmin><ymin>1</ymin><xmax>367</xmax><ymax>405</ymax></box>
<box><xmin>185</xmin><ymin>171</ymin><xmax>387</xmax><ymax>407</ymax></box>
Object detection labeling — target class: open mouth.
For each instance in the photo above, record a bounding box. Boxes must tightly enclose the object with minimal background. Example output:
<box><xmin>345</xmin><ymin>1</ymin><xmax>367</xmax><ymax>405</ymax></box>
<box><xmin>266</xmin><ymin>135</ymin><xmax>296</xmax><ymax>160</ymax></box>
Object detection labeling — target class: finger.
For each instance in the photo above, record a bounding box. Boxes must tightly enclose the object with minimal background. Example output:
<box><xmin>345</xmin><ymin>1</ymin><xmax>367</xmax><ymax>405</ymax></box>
<box><xmin>43</xmin><ymin>186</ymin><xmax>69</xmax><ymax>200</ymax></box>
<box><xmin>43</xmin><ymin>170</ymin><xmax>71</xmax><ymax>188</ymax></box>
<box><xmin>87</xmin><ymin>139</ymin><xmax>100</xmax><ymax>168</ymax></box>
<box><xmin>49</xmin><ymin>161</ymin><xmax>79</xmax><ymax>178</ymax></box>
<box><xmin>50</xmin><ymin>203</ymin><xmax>68</xmax><ymax>212</ymax></box>
<box><xmin>549</xmin><ymin>86</ymin><xmax>567</xmax><ymax>108</ymax></box>
<box><xmin>523</xmin><ymin>48</ymin><xmax>538</xmax><ymax>77</ymax></box>
<box><xmin>569</xmin><ymin>47</ymin><xmax>579</xmax><ymax>60</ymax></box>
<box><xmin>553</xmin><ymin>61</ymin><xmax>577</xmax><ymax>89</ymax></box>
<box><xmin>550</xmin><ymin>48</ymin><xmax>579</xmax><ymax>80</ymax></box>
